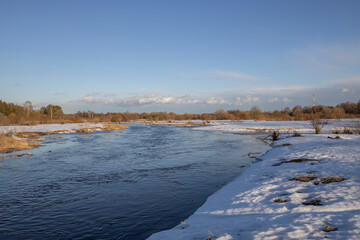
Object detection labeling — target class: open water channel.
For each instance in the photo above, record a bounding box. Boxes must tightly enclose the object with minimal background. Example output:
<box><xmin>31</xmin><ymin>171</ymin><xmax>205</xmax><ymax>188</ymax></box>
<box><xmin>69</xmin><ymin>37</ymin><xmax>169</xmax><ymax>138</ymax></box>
<box><xmin>0</xmin><ymin>124</ymin><xmax>269</xmax><ymax>239</ymax></box>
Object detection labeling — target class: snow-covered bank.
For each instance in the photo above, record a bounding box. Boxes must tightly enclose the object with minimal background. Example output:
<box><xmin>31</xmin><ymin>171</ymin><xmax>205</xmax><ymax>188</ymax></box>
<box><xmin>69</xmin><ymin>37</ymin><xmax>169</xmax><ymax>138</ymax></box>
<box><xmin>195</xmin><ymin>119</ymin><xmax>359</xmax><ymax>134</ymax></box>
<box><xmin>0</xmin><ymin>123</ymin><xmax>106</xmax><ymax>135</ymax></box>
<box><xmin>148</xmin><ymin>128</ymin><xmax>360</xmax><ymax>239</ymax></box>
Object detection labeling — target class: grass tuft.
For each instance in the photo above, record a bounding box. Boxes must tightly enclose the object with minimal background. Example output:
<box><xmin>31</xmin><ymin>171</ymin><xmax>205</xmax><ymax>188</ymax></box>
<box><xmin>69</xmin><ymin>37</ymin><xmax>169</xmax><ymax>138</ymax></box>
<box><xmin>0</xmin><ymin>135</ymin><xmax>40</xmax><ymax>152</ymax></box>
<box><xmin>313</xmin><ymin>177</ymin><xmax>345</xmax><ymax>185</ymax></box>
<box><xmin>291</xmin><ymin>174</ymin><xmax>317</xmax><ymax>182</ymax></box>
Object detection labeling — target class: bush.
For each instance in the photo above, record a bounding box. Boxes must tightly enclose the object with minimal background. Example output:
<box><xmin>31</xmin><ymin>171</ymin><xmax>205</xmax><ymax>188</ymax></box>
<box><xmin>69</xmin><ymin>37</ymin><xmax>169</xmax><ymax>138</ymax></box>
<box><xmin>271</xmin><ymin>131</ymin><xmax>280</xmax><ymax>141</ymax></box>
<box><xmin>309</xmin><ymin>111</ymin><xmax>325</xmax><ymax>134</ymax></box>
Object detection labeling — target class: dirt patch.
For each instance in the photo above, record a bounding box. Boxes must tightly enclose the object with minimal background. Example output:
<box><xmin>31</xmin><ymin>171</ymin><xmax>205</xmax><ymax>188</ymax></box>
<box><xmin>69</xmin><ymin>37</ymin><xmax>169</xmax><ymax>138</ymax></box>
<box><xmin>313</xmin><ymin>177</ymin><xmax>345</xmax><ymax>185</ymax></box>
<box><xmin>302</xmin><ymin>199</ymin><xmax>322</xmax><ymax>206</ymax></box>
<box><xmin>273</xmin><ymin>158</ymin><xmax>320</xmax><ymax>166</ymax></box>
<box><xmin>291</xmin><ymin>174</ymin><xmax>317</xmax><ymax>182</ymax></box>
<box><xmin>273</xmin><ymin>198</ymin><xmax>287</xmax><ymax>203</ymax></box>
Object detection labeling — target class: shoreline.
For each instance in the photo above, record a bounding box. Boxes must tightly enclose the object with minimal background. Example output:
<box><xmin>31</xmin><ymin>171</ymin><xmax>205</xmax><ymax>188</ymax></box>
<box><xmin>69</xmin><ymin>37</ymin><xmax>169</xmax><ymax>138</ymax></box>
<box><xmin>148</xmin><ymin>125</ymin><xmax>360</xmax><ymax>239</ymax></box>
<box><xmin>0</xmin><ymin>123</ymin><xmax>129</xmax><ymax>155</ymax></box>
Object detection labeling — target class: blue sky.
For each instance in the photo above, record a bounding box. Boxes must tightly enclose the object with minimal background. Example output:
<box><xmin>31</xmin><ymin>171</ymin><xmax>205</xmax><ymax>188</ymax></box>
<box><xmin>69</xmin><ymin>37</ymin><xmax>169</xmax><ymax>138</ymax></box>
<box><xmin>1</xmin><ymin>0</ymin><xmax>360</xmax><ymax>113</ymax></box>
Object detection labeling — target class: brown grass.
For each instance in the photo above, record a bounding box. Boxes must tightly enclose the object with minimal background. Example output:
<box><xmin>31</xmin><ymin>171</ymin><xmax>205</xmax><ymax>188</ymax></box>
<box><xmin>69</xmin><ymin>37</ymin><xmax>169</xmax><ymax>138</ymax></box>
<box><xmin>291</xmin><ymin>174</ymin><xmax>317</xmax><ymax>182</ymax></box>
<box><xmin>273</xmin><ymin>198</ymin><xmax>287</xmax><ymax>203</ymax></box>
<box><xmin>313</xmin><ymin>177</ymin><xmax>345</xmax><ymax>185</ymax></box>
<box><xmin>76</xmin><ymin>127</ymin><xmax>99</xmax><ymax>133</ymax></box>
<box><xmin>293</xmin><ymin>132</ymin><xmax>303</xmax><ymax>137</ymax></box>
<box><xmin>323</xmin><ymin>224</ymin><xmax>337</xmax><ymax>232</ymax></box>
<box><xmin>0</xmin><ymin>135</ymin><xmax>40</xmax><ymax>152</ymax></box>
<box><xmin>273</xmin><ymin>158</ymin><xmax>320</xmax><ymax>166</ymax></box>
<box><xmin>16</xmin><ymin>132</ymin><xmax>47</xmax><ymax>139</ymax></box>
<box><xmin>302</xmin><ymin>199</ymin><xmax>322</xmax><ymax>206</ymax></box>
<box><xmin>101</xmin><ymin>123</ymin><xmax>130</xmax><ymax>131</ymax></box>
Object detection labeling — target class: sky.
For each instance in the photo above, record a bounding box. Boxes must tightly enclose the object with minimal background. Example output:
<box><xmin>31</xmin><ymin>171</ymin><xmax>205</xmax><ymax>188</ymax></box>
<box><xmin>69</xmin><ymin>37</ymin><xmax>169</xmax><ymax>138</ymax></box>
<box><xmin>1</xmin><ymin>0</ymin><xmax>360</xmax><ymax>113</ymax></box>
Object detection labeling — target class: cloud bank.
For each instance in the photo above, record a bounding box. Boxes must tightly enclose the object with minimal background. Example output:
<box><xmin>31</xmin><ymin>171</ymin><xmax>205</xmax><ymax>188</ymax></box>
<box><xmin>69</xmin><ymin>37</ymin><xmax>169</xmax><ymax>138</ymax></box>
<box><xmin>68</xmin><ymin>76</ymin><xmax>360</xmax><ymax>113</ymax></box>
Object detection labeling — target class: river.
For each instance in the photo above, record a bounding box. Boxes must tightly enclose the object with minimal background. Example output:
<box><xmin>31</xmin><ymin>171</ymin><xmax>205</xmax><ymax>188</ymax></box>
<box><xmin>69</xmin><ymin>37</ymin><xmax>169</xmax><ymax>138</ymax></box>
<box><xmin>0</xmin><ymin>124</ymin><xmax>269</xmax><ymax>239</ymax></box>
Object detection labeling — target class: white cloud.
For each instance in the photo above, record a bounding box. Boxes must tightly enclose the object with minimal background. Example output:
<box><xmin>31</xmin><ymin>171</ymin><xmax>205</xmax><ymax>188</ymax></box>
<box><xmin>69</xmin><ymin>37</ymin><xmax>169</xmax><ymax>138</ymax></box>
<box><xmin>242</xmin><ymin>95</ymin><xmax>261</xmax><ymax>103</ymax></box>
<box><xmin>268</xmin><ymin>97</ymin><xmax>279</xmax><ymax>103</ymax></box>
<box><xmin>206</xmin><ymin>97</ymin><xmax>230</xmax><ymax>105</ymax></box>
<box><xmin>341</xmin><ymin>88</ymin><xmax>349</xmax><ymax>93</ymax></box>
<box><xmin>74</xmin><ymin>75</ymin><xmax>360</xmax><ymax>112</ymax></box>
<box><xmin>282</xmin><ymin>97</ymin><xmax>292</xmax><ymax>103</ymax></box>
<box><xmin>80</xmin><ymin>93</ymin><xmax>232</xmax><ymax>106</ymax></box>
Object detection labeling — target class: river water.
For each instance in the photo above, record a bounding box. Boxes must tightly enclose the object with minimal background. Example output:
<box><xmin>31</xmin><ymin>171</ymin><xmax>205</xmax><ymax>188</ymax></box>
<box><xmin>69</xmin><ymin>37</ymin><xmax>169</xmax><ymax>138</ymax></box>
<box><xmin>0</xmin><ymin>124</ymin><xmax>269</xmax><ymax>239</ymax></box>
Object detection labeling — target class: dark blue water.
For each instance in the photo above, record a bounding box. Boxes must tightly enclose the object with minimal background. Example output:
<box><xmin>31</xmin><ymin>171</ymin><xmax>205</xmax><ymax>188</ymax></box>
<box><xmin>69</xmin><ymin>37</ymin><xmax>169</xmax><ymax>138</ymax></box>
<box><xmin>0</xmin><ymin>124</ymin><xmax>269</xmax><ymax>239</ymax></box>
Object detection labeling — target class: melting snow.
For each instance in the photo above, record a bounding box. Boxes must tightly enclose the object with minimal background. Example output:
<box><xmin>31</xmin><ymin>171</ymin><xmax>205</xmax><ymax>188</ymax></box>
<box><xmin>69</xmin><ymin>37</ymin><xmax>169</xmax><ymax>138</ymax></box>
<box><xmin>149</xmin><ymin>121</ymin><xmax>360</xmax><ymax>239</ymax></box>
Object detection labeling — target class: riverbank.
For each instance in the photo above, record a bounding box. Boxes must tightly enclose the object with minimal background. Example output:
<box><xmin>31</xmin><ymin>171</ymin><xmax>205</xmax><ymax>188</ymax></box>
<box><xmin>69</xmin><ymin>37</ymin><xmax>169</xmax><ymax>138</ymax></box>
<box><xmin>148</xmin><ymin>123</ymin><xmax>360</xmax><ymax>239</ymax></box>
<box><xmin>0</xmin><ymin>123</ymin><xmax>129</xmax><ymax>154</ymax></box>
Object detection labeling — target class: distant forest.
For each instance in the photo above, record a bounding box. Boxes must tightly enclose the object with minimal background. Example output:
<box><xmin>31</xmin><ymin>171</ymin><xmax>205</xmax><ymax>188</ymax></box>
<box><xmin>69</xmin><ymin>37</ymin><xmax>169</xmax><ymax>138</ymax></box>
<box><xmin>0</xmin><ymin>99</ymin><xmax>359</xmax><ymax>125</ymax></box>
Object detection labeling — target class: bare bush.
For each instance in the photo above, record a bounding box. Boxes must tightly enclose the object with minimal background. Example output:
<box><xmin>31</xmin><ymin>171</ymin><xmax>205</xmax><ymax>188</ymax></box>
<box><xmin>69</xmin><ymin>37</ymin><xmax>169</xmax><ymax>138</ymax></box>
<box><xmin>271</xmin><ymin>131</ymin><xmax>280</xmax><ymax>141</ymax></box>
<box><xmin>309</xmin><ymin>111</ymin><xmax>325</xmax><ymax>134</ymax></box>
<box><xmin>352</xmin><ymin>120</ymin><xmax>360</xmax><ymax>135</ymax></box>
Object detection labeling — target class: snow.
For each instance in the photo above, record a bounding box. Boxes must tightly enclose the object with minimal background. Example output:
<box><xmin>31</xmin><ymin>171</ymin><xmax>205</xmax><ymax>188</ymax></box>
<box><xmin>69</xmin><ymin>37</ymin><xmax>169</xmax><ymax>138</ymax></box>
<box><xmin>0</xmin><ymin>123</ymin><xmax>105</xmax><ymax>134</ymax></box>
<box><xmin>148</xmin><ymin>121</ymin><xmax>360</xmax><ymax>239</ymax></box>
<box><xmin>194</xmin><ymin>119</ymin><xmax>359</xmax><ymax>134</ymax></box>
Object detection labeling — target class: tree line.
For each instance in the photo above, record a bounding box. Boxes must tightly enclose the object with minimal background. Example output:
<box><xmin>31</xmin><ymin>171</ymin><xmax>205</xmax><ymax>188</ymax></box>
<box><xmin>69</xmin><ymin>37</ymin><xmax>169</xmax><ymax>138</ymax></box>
<box><xmin>0</xmin><ymin>99</ymin><xmax>359</xmax><ymax>125</ymax></box>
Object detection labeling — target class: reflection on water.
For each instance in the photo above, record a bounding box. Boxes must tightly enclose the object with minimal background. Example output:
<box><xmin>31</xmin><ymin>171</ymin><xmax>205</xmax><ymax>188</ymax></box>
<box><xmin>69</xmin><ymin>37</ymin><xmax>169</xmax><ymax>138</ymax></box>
<box><xmin>0</xmin><ymin>124</ymin><xmax>269</xmax><ymax>239</ymax></box>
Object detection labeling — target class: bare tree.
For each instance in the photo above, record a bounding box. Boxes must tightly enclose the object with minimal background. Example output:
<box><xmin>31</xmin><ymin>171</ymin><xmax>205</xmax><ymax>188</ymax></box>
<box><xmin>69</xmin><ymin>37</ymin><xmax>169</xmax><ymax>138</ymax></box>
<box><xmin>23</xmin><ymin>101</ymin><xmax>33</xmax><ymax>118</ymax></box>
<box><xmin>251</xmin><ymin>106</ymin><xmax>262</xmax><ymax>120</ymax></box>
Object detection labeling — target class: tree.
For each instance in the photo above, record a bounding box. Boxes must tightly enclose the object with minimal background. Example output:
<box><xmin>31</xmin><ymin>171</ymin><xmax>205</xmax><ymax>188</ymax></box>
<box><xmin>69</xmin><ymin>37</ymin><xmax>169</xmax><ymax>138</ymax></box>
<box><xmin>333</xmin><ymin>107</ymin><xmax>345</xmax><ymax>120</ymax></box>
<box><xmin>23</xmin><ymin>101</ymin><xmax>33</xmax><ymax>117</ymax></box>
<box><xmin>250</xmin><ymin>106</ymin><xmax>262</xmax><ymax>120</ymax></box>
<box><xmin>40</xmin><ymin>104</ymin><xmax>64</xmax><ymax>120</ymax></box>
<box><xmin>214</xmin><ymin>109</ymin><xmax>228</xmax><ymax>120</ymax></box>
<box><xmin>0</xmin><ymin>100</ymin><xmax>16</xmax><ymax>116</ymax></box>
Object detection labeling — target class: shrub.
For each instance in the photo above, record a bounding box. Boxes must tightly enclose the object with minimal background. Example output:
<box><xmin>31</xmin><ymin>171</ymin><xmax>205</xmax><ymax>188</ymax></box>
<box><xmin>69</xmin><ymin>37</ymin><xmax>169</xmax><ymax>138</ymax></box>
<box><xmin>271</xmin><ymin>131</ymin><xmax>280</xmax><ymax>141</ymax></box>
<box><xmin>309</xmin><ymin>111</ymin><xmax>325</xmax><ymax>134</ymax></box>
<box><xmin>352</xmin><ymin>120</ymin><xmax>360</xmax><ymax>135</ymax></box>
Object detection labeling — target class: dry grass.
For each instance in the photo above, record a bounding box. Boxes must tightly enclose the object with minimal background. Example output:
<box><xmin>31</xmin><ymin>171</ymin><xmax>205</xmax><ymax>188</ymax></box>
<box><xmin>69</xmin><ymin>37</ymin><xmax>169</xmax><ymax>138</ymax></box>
<box><xmin>291</xmin><ymin>174</ymin><xmax>317</xmax><ymax>182</ymax></box>
<box><xmin>323</xmin><ymin>224</ymin><xmax>338</xmax><ymax>232</ymax></box>
<box><xmin>16</xmin><ymin>132</ymin><xmax>46</xmax><ymax>138</ymax></box>
<box><xmin>101</xmin><ymin>123</ymin><xmax>130</xmax><ymax>131</ymax></box>
<box><xmin>76</xmin><ymin>127</ymin><xmax>99</xmax><ymax>133</ymax></box>
<box><xmin>0</xmin><ymin>135</ymin><xmax>40</xmax><ymax>152</ymax></box>
<box><xmin>273</xmin><ymin>198</ymin><xmax>287</xmax><ymax>203</ymax></box>
<box><xmin>177</xmin><ymin>121</ymin><xmax>207</xmax><ymax>127</ymax></box>
<box><xmin>293</xmin><ymin>132</ymin><xmax>303</xmax><ymax>137</ymax></box>
<box><xmin>302</xmin><ymin>199</ymin><xmax>322</xmax><ymax>206</ymax></box>
<box><xmin>273</xmin><ymin>158</ymin><xmax>320</xmax><ymax>166</ymax></box>
<box><xmin>313</xmin><ymin>177</ymin><xmax>345</xmax><ymax>185</ymax></box>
